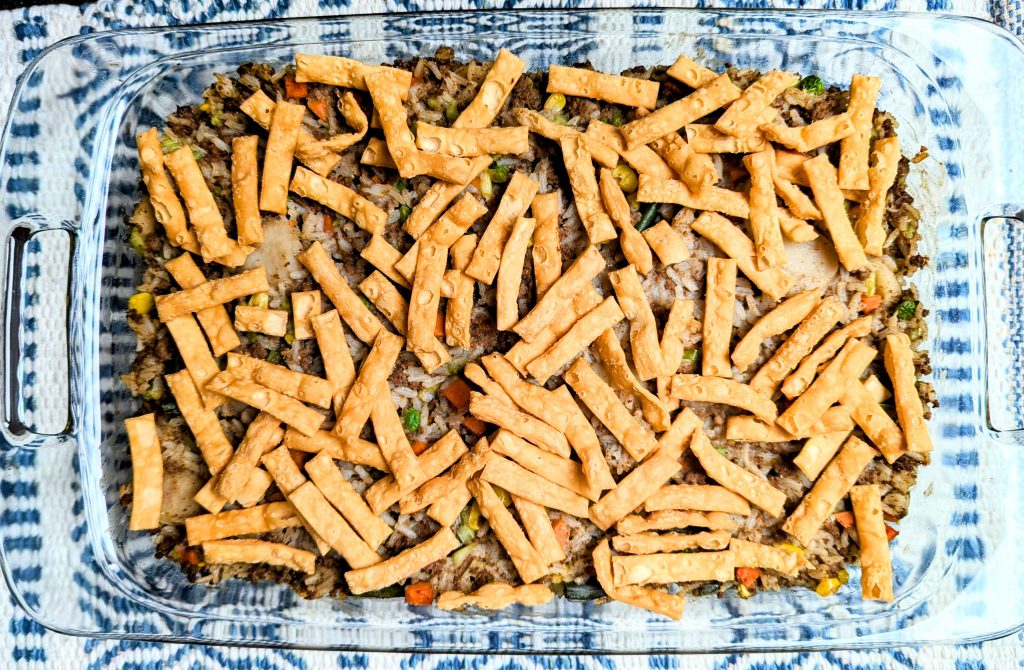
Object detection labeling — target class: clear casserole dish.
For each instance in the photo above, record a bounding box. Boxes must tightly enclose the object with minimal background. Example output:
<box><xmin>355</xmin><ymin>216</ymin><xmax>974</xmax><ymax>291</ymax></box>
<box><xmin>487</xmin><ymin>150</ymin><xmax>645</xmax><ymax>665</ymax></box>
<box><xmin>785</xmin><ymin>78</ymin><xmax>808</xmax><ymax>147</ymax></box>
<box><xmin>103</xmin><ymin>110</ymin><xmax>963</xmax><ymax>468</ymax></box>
<box><xmin>1</xmin><ymin>8</ymin><xmax>1023</xmax><ymax>653</ymax></box>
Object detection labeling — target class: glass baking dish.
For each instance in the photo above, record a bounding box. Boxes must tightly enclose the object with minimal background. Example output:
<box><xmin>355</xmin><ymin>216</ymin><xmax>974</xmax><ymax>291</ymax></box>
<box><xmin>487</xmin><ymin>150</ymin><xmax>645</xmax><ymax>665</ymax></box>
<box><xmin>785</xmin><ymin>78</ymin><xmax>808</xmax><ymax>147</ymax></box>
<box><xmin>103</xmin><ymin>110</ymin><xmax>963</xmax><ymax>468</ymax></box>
<box><xmin>1</xmin><ymin>7</ymin><xmax>1023</xmax><ymax>653</ymax></box>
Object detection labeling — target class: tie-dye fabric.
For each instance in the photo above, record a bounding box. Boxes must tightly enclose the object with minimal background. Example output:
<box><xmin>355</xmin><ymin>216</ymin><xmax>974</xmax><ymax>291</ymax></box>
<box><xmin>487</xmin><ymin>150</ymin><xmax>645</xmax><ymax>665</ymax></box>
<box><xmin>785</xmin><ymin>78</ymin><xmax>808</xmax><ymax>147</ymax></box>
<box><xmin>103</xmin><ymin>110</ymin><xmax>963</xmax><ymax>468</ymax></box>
<box><xmin>0</xmin><ymin>2</ymin><xmax>1020</xmax><ymax>668</ymax></box>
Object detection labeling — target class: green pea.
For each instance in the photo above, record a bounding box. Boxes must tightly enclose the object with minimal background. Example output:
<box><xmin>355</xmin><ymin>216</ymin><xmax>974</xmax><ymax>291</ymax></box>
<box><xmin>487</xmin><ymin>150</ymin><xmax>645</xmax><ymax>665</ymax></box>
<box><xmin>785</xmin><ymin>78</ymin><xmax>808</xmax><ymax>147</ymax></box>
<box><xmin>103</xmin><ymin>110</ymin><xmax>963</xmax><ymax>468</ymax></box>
<box><xmin>612</xmin><ymin>164</ymin><xmax>638</xmax><ymax>193</ymax></box>
<box><xmin>402</xmin><ymin>406</ymin><xmax>421</xmax><ymax>432</ymax></box>
<box><xmin>487</xmin><ymin>165</ymin><xmax>510</xmax><ymax>184</ymax></box>
<box><xmin>445</xmin><ymin>100</ymin><xmax>460</xmax><ymax>123</ymax></box>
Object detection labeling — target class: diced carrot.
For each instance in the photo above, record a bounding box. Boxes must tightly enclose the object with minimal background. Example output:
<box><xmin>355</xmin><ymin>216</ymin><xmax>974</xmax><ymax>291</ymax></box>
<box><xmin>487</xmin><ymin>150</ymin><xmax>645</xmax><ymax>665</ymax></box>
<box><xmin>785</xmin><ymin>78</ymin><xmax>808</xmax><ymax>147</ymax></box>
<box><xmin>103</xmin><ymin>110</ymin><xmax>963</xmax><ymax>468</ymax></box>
<box><xmin>284</xmin><ymin>76</ymin><xmax>308</xmax><ymax>99</ymax></box>
<box><xmin>181</xmin><ymin>546</ymin><xmax>202</xmax><ymax>568</ymax></box>
<box><xmin>322</xmin><ymin>213</ymin><xmax>334</xmax><ymax>233</ymax></box>
<box><xmin>307</xmin><ymin>98</ymin><xmax>329</xmax><ymax>120</ymax></box>
<box><xmin>442</xmin><ymin>378</ymin><xmax>472</xmax><ymax>410</ymax></box>
<box><xmin>462</xmin><ymin>416</ymin><xmax>487</xmax><ymax>436</ymax></box>
<box><xmin>883</xmin><ymin>512</ymin><xmax>900</xmax><ymax>523</ymax></box>
<box><xmin>860</xmin><ymin>294</ymin><xmax>882</xmax><ymax>313</ymax></box>
<box><xmin>404</xmin><ymin>581</ymin><xmax>435</xmax><ymax>606</ymax></box>
<box><xmin>837</xmin><ymin>511</ymin><xmax>897</xmax><ymax>540</ymax></box>
<box><xmin>411</xmin><ymin>440</ymin><xmax>429</xmax><ymax>456</ymax></box>
<box><xmin>735</xmin><ymin>566</ymin><xmax>761</xmax><ymax>588</ymax></box>
<box><xmin>435</xmin><ymin>312</ymin><xmax>446</xmax><ymax>338</ymax></box>
<box><xmin>834</xmin><ymin>511</ymin><xmax>855</xmax><ymax>529</ymax></box>
<box><xmin>551</xmin><ymin>517</ymin><xmax>570</xmax><ymax>548</ymax></box>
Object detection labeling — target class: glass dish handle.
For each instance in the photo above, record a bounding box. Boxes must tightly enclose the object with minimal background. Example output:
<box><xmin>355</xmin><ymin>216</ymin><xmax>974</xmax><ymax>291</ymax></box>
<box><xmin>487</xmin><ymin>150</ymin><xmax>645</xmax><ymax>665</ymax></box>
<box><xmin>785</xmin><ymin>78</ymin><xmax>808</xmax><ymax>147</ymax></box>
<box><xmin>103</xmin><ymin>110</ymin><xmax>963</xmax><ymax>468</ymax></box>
<box><xmin>0</xmin><ymin>215</ymin><xmax>75</xmax><ymax>447</ymax></box>
<box><xmin>981</xmin><ymin>212</ymin><xmax>1024</xmax><ymax>440</ymax></box>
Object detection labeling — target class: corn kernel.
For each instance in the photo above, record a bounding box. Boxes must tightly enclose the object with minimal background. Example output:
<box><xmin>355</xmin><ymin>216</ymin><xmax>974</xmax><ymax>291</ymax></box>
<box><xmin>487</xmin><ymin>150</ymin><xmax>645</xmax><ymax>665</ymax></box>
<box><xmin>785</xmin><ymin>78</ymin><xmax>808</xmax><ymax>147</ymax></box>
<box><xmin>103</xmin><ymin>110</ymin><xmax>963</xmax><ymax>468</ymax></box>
<box><xmin>543</xmin><ymin>93</ymin><xmax>566</xmax><ymax>113</ymax></box>
<box><xmin>467</xmin><ymin>500</ymin><xmax>481</xmax><ymax>531</ymax></box>
<box><xmin>815</xmin><ymin>577</ymin><xmax>841</xmax><ymax>597</ymax></box>
<box><xmin>128</xmin><ymin>292</ymin><xmax>154</xmax><ymax>314</ymax></box>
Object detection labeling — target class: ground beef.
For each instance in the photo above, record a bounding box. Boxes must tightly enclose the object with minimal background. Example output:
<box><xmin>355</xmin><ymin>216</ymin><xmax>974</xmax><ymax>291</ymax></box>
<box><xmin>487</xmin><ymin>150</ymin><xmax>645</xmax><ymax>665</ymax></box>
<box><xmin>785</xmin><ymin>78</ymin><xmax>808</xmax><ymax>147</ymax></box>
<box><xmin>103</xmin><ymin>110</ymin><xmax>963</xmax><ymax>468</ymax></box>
<box><xmin>811</xmin><ymin>88</ymin><xmax>848</xmax><ymax>120</ymax></box>
<box><xmin>508</xmin><ymin>71</ymin><xmax>544</xmax><ymax>112</ymax></box>
<box><xmin>566</xmin><ymin>95</ymin><xmax>601</xmax><ymax>122</ymax></box>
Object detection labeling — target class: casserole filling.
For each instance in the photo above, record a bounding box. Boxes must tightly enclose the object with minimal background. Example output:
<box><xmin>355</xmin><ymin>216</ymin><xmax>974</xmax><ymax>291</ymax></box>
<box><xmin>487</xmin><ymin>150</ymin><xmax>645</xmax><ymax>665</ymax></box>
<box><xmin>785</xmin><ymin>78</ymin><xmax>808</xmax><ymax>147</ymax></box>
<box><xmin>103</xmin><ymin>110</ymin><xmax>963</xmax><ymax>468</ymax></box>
<box><xmin>121</xmin><ymin>49</ymin><xmax>933</xmax><ymax>616</ymax></box>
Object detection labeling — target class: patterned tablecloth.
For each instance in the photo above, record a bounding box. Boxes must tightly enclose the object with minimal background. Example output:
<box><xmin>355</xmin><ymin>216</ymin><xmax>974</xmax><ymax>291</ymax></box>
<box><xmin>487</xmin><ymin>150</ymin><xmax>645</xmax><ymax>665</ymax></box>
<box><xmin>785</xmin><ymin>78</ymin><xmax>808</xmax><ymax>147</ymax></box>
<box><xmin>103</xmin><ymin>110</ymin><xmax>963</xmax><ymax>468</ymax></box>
<box><xmin>2</xmin><ymin>1</ymin><xmax>1023</xmax><ymax>668</ymax></box>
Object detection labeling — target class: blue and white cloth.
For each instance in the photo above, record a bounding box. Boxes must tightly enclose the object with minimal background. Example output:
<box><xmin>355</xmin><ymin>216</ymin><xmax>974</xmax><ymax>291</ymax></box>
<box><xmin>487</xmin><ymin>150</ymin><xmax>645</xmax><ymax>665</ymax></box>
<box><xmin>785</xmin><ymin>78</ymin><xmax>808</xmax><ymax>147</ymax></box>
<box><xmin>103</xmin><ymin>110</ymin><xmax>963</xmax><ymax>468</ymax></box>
<box><xmin>2</xmin><ymin>1</ymin><xmax>1023</xmax><ymax>668</ymax></box>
